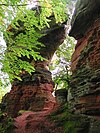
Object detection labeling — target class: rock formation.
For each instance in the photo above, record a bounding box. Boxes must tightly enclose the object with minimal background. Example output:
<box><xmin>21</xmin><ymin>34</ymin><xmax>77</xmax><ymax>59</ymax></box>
<box><xmin>1</xmin><ymin>23</ymin><xmax>66</xmax><ymax>118</ymax></box>
<box><xmin>0</xmin><ymin>7</ymin><xmax>67</xmax><ymax>133</ymax></box>
<box><xmin>1</xmin><ymin>0</ymin><xmax>100</xmax><ymax>132</ymax></box>
<box><xmin>69</xmin><ymin>0</ymin><xmax>100</xmax><ymax>132</ymax></box>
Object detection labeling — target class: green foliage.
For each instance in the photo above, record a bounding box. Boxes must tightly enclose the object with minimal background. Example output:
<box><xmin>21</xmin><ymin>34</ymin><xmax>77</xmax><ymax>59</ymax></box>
<box><xmin>50</xmin><ymin>36</ymin><xmax>75</xmax><ymax>90</ymax></box>
<box><xmin>39</xmin><ymin>0</ymin><xmax>69</xmax><ymax>27</ymax></box>
<box><xmin>0</xmin><ymin>111</ymin><xmax>14</xmax><ymax>133</ymax></box>
<box><xmin>49</xmin><ymin>103</ymin><xmax>77</xmax><ymax>133</ymax></box>
<box><xmin>63</xmin><ymin>121</ymin><xmax>77</xmax><ymax>133</ymax></box>
<box><xmin>0</xmin><ymin>0</ymin><xmax>68</xmax><ymax>84</ymax></box>
<box><xmin>0</xmin><ymin>72</ymin><xmax>10</xmax><ymax>103</ymax></box>
<box><xmin>0</xmin><ymin>88</ymin><xmax>7</xmax><ymax>103</ymax></box>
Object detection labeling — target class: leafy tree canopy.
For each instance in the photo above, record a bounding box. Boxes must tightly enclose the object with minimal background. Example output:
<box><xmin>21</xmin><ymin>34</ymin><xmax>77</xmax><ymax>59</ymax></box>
<box><xmin>0</xmin><ymin>0</ymin><xmax>70</xmax><ymax>84</ymax></box>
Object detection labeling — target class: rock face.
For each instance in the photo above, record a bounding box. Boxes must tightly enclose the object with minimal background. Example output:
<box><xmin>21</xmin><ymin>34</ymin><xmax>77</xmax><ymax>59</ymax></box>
<box><xmin>2</xmin><ymin>67</ymin><xmax>56</xmax><ymax>117</ymax></box>
<box><xmin>1</xmin><ymin>9</ymin><xmax>66</xmax><ymax>117</ymax></box>
<box><xmin>70</xmin><ymin>17</ymin><xmax>100</xmax><ymax>115</ymax></box>
<box><xmin>69</xmin><ymin>0</ymin><xmax>100</xmax><ymax>39</ymax></box>
<box><xmin>1</xmin><ymin>10</ymin><xmax>67</xmax><ymax>133</ymax></box>
<box><xmin>1</xmin><ymin>1</ymin><xmax>100</xmax><ymax>132</ymax></box>
<box><xmin>14</xmin><ymin>109</ymin><xmax>63</xmax><ymax>133</ymax></box>
<box><xmin>69</xmin><ymin>0</ymin><xmax>100</xmax><ymax>132</ymax></box>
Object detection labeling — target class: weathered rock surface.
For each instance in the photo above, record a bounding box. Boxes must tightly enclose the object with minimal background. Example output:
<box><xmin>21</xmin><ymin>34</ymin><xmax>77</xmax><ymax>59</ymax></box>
<box><xmin>14</xmin><ymin>110</ymin><xmax>62</xmax><ymax>133</ymax></box>
<box><xmin>1</xmin><ymin>11</ymin><xmax>66</xmax><ymax>117</ymax></box>
<box><xmin>69</xmin><ymin>0</ymin><xmax>100</xmax><ymax>39</ymax></box>
<box><xmin>0</xmin><ymin>9</ymin><xmax>67</xmax><ymax>132</ymax></box>
<box><xmin>1</xmin><ymin>1</ymin><xmax>100</xmax><ymax>133</ymax></box>
<box><xmin>70</xmin><ymin>18</ymin><xmax>100</xmax><ymax>116</ymax></box>
<box><xmin>1</xmin><ymin>67</ymin><xmax>56</xmax><ymax>118</ymax></box>
<box><xmin>71</xmin><ymin>18</ymin><xmax>100</xmax><ymax>72</ymax></box>
<box><xmin>69</xmin><ymin>0</ymin><xmax>100</xmax><ymax>132</ymax></box>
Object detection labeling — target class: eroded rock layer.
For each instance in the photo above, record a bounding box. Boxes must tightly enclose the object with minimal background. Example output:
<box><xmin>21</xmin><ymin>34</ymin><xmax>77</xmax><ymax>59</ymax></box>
<box><xmin>70</xmin><ymin>18</ymin><xmax>100</xmax><ymax>116</ymax></box>
<box><xmin>1</xmin><ymin>14</ymin><xmax>66</xmax><ymax>117</ymax></box>
<box><xmin>0</xmin><ymin>7</ymin><xmax>68</xmax><ymax>132</ymax></box>
<box><xmin>68</xmin><ymin>1</ymin><xmax>100</xmax><ymax>132</ymax></box>
<box><xmin>69</xmin><ymin>5</ymin><xmax>100</xmax><ymax>133</ymax></box>
<box><xmin>1</xmin><ymin>66</ymin><xmax>56</xmax><ymax>117</ymax></box>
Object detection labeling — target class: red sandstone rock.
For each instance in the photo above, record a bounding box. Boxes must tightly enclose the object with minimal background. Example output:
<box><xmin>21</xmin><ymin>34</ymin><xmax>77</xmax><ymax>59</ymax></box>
<box><xmin>70</xmin><ymin>18</ymin><xmax>100</xmax><ymax>117</ymax></box>
<box><xmin>14</xmin><ymin>109</ymin><xmax>57</xmax><ymax>133</ymax></box>
<box><xmin>4</xmin><ymin>83</ymin><xmax>56</xmax><ymax>117</ymax></box>
<box><xmin>71</xmin><ymin>18</ymin><xmax>100</xmax><ymax>72</ymax></box>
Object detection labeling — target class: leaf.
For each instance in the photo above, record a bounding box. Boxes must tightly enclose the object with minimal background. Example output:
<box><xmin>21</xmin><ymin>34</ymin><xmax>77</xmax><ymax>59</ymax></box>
<box><xmin>0</xmin><ymin>0</ymin><xmax>70</xmax><ymax>86</ymax></box>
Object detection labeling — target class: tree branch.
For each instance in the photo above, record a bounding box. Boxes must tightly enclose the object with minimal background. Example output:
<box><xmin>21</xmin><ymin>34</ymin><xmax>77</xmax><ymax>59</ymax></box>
<box><xmin>0</xmin><ymin>1</ymin><xmax>40</xmax><ymax>7</ymax></box>
<box><xmin>0</xmin><ymin>4</ymin><xmax>29</xmax><ymax>7</ymax></box>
